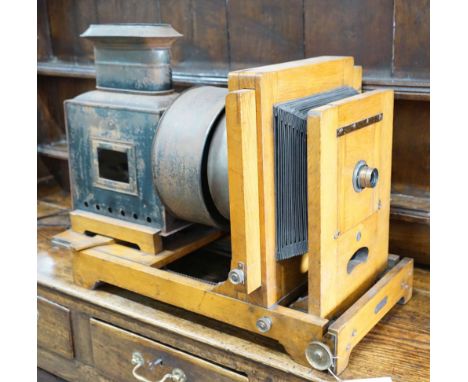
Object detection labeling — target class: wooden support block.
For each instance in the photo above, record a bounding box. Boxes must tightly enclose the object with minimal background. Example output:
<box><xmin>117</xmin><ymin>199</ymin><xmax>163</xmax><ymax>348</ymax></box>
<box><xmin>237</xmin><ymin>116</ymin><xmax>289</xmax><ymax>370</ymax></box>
<box><xmin>91</xmin><ymin>226</ymin><xmax>224</xmax><ymax>268</ymax></box>
<box><xmin>153</xmin><ymin>226</ymin><xmax>224</xmax><ymax>268</ymax></box>
<box><xmin>58</xmin><ymin>224</ymin><xmax>223</xmax><ymax>268</ymax></box>
<box><xmin>225</xmin><ymin>89</ymin><xmax>262</xmax><ymax>294</ymax></box>
<box><xmin>52</xmin><ymin>229</ymin><xmax>114</xmax><ymax>251</ymax></box>
<box><xmin>328</xmin><ymin>257</ymin><xmax>414</xmax><ymax>374</ymax></box>
<box><xmin>70</xmin><ymin>210</ymin><xmax>163</xmax><ymax>254</ymax></box>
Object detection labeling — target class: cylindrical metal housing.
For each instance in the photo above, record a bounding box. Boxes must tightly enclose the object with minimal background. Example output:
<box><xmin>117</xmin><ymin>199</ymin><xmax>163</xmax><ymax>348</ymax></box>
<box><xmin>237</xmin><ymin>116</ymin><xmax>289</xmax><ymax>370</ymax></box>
<box><xmin>153</xmin><ymin>86</ymin><xmax>229</xmax><ymax>229</ymax></box>
<box><xmin>358</xmin><ymin>166</ymin><xmax>379</xmax><ymax>189</ymax></box>
<box><xmin>207</xmin><ymin>117</ymin><xmax>230</xmax><ymax>220</ymax></box>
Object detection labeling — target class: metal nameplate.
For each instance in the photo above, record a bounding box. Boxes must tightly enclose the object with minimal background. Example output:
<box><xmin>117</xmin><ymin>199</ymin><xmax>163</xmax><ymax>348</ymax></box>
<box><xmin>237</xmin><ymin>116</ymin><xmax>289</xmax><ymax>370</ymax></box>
<box><xmin>336</xmin><ymin>113</ymin><xmax>383</xmax><ymax>137</ymax></box>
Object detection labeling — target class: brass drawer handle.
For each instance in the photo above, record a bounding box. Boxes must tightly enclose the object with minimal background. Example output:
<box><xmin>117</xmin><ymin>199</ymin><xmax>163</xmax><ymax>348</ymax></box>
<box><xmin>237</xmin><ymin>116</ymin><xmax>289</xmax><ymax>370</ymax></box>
<box><xmin>131</xmin><ymin>352</ymin><xmax>187</xmax><ymax>382</ymax></box>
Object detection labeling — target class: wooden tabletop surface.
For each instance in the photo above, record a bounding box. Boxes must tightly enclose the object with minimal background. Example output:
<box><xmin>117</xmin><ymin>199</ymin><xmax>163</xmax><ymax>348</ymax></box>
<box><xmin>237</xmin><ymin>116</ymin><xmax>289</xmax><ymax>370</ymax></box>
<box><xmin>37</xmin><ymin>183</ymin><xmax>429</xmax><ymax>382</ymax></box>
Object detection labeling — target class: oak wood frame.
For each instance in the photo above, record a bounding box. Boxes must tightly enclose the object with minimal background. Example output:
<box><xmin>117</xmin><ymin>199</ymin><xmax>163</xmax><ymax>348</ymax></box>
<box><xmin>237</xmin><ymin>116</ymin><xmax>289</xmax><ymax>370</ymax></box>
<box><xmin>307</xmin><ymin>89</ymin><xmax>395</xmax><ymax>318</ymax></box>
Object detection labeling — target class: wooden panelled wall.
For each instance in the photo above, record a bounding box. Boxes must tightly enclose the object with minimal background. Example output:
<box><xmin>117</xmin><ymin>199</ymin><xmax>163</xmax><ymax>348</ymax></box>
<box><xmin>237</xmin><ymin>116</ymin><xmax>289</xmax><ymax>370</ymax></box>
<box><xmin>37</xmin><ymin>0</ymin><xmax>430</xmax><ymax>265</ymax></box>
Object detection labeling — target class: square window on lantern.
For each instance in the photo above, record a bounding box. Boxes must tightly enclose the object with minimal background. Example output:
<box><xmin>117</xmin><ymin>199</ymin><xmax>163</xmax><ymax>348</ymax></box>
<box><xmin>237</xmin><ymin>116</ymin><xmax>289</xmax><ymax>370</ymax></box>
<box><xmin>91</xmin><ymin>138</ymin><xmax>138</xmax><ymax>195</ymax></box>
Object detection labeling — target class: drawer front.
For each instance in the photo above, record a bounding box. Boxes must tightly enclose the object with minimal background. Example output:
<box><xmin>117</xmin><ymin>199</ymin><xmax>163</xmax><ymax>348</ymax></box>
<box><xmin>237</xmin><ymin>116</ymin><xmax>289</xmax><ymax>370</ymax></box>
<box><xmin>90</xmin><ymin>319</ymin><xmax>248</xmax><ymax>382</ymax></box>
<box><xmin>37</xmin><ymin>296</ymin><xmax>74</xmax><ymax>359</ymax></box>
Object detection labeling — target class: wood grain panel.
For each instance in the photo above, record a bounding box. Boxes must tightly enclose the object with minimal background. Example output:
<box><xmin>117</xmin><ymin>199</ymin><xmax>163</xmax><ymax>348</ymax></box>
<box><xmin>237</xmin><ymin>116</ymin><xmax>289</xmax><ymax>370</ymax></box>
<box><xmin>37</xmin><ymin>296</ymin><xmax>74</xmax><ymax>359</ymax></box>
<box><xmin>307</xmin><ymin>89</ymin><xmax>394</xmax><ymax>318</ymax></box>
<box><xmin>95</xmin><ymin>0</ymin><xmax>160</xmax><ymax>24</ymax></box>
<box><xmin>304</xmin><ymin>0</ymin><xmax>394</xmax><ymax>76</ymax></box>
<box><xmin>160</xmin><ymin>0</ymin><xmax>229</xmax><ymax>74</ymax></box>
<box><xmin>73</xmin><ymin>0</ymin><xmax>99</xmax><ymax>61</ymax></box>
<box><xmin>47</xmin><ymin>0</ymin><xmax>161</xmax><ymax>62</ymax></box>
<box><xmin>38</xmin><ymin>76</ymin><xmax>95</xmax><ymax>143</ymax></box>
<box><xmin>390</xmin><ymin>219</ymin><xmax>429</xmax><ymax>265</ymax></box>
<box><xmin>47</xmin><ymin>0</ymin><xmax>79</xmax><ymax>60</ymax></box>
<box><xmin>394</xmin><ymin>0</ymin><xmax>430</xmax><ymax>78</ymax></box>
<box><xmin>38</xmin><ymin>0</ymin><xmax>52</xmax><ymax>60</ymax></box>
<box><xmin>90</xmin><ymin>319</ymin><xmax>248</xmax><ymax>382</ymax></box>
<box><xmin>391</xmin><ymin>99</ymin><xmax>430</xmax><ymax>193</ymax></box>
<box><xmin>42</xmin><ymin>0</ymin><xmax>430</xmax><ymax>79</ymax></box>
<box><xmin>228</xmin><ymin>0</ymin><xmax>304</xmax><ymax>70</ymax></box>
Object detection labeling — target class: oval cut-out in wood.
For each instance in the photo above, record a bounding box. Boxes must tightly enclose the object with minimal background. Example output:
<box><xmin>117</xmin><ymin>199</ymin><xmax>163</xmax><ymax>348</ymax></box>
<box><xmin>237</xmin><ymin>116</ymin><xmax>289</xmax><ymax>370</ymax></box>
<box><xmin>374</xmin><ymin>296</ymin><xmax>388</xmax><ymax>314</ymax></box>
<box><xmin>347</xmin><ymin>247</ymin><xmax>369</xmax><ymax>274</ymax></box>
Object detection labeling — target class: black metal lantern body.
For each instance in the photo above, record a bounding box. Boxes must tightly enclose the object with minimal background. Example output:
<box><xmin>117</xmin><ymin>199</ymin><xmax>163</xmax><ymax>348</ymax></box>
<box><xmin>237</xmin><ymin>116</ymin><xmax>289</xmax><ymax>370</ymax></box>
<box><xmin>65</xmin><ymin>24</ymin><xmax>187</xmax><ymax>234</ymax></box>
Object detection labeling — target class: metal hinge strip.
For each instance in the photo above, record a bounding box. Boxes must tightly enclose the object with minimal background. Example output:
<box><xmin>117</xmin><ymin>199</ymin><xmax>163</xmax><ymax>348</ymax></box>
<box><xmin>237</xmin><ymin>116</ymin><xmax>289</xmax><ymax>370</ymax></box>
<box><xmin>336</xmin><ymin>113</ymin><xmax>383</xmax><ymax>137</ymax></box>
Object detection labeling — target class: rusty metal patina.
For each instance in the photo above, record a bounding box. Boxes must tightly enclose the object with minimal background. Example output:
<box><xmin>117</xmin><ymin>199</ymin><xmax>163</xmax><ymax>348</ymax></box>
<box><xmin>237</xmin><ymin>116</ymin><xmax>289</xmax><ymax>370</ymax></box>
<box><xmin>66</xmin><ymin>24</ymin><xmax>186</xmax><ymax>234</ymax></box>
<box><xmin>81</xmin><ymin>24</ymin><xmax>182</xmax><ymax>93</ymax></box>
<box><xmin>153</xmin><ymin>86</ymin><xmax>229</xmax><ymax>229</ymax></box>
<box><xmin>67</xmin><ymin>23</ymin><xmax>233</xmax><ymax>234</ymax></box>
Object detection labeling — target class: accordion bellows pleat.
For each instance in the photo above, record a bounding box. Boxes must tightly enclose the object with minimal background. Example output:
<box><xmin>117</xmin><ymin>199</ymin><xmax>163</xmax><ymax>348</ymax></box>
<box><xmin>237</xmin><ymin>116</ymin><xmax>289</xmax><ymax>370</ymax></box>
<box><xmin>273</xmin><ymin>86</ymin><xmax>359</xmax><ymax>260</ymax></box>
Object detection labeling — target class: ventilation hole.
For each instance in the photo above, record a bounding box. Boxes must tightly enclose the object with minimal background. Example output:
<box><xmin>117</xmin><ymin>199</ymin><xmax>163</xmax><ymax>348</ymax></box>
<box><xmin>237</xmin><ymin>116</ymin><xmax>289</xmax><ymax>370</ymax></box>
<box><xmin>95</xmin><ymin>204</ymin><xmax>100</xmax><ymax>210</ymax></box>
<box><xmin>120</xmin><ymin>210</ymin><xmax>126</xmax><ymax>217</ymax></box>
<box><xmin>108</xmin><ymin>207</ymin><xmax>113</xmax><ymax>213</ymax></box>
<box><xmin>146</xmin><ymin>217</ymin><xmax>152</xmax><ymax>223</ymax></box>
<box><xmin>133</xmin><ymin>213</ymin><xmax>138</xmax><ymax>220</ymax></box>
<box><xmin>347</xmin><ymin>247</ymin><xmax>369</xmax><ymax>274</ymax></box>
<box><xmin>84</xmin><ymin>201</ymin><xmax>89</xmax><ymax>207</ymax></box>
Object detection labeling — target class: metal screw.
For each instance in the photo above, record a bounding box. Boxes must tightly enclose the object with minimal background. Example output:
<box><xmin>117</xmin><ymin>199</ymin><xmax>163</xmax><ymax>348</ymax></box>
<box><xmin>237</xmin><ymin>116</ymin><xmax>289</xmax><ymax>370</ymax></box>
<box><xmin>346</xmin><ymin>344</ymin><xmax>351</xmax><ymax>352</ymax></box>
<box><xmin>148</xmin><ymin>358</ymin><xmax>163</xmax><ymax>368</ymax></box>
<box><xmin>352</xmin><ymin>329</ymin><xmax>357</xmax><ymax>337</ymax></box>
<box><xmin>356</xmin><ymin>231</ymin><xmax>361</xmax><ymax>241</ymax></box>
<box><xmin>228</xmin><ymin>269</ymin><xmax>245</xmax><ymax>285</ymax></box>
<box><xmin>378</xmin><ymin>199</ymin><xmax>382</xmax><ymax>210</ymax></box>
<box><xmin>333</xmin><ymin>231</ymin><xmax>341</xmax><ymax>240</ymax></box>
<box><xmin>256</xmin><ymin>317</ymin><xmax>272</xmax><ymax>333</ymax></box>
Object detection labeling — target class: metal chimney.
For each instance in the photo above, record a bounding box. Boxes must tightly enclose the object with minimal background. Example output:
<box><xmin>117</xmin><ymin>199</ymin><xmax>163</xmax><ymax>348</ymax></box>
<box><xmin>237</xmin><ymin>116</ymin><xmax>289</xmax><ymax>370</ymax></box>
<box><xmin>81</xmin><ymin>24</ymin><xmax>182</xmax><ymax>93</ymax></box>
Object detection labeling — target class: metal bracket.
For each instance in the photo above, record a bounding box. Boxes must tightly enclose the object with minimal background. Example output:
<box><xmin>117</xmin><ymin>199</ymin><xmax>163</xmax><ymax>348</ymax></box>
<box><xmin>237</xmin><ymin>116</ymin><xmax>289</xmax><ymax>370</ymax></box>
<box><xmin>336</xmin><ymin>113</ymin><xmax>383</xmax><ymax>137</ymax></box>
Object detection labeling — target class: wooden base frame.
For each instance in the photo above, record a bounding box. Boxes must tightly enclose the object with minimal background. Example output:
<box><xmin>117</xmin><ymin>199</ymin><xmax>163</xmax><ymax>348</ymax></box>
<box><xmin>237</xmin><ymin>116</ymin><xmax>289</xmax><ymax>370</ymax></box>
<box><xmin>61</xmin><ymin>227</ymin><xmax>413</xmax><ymax>375</ymax></box>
